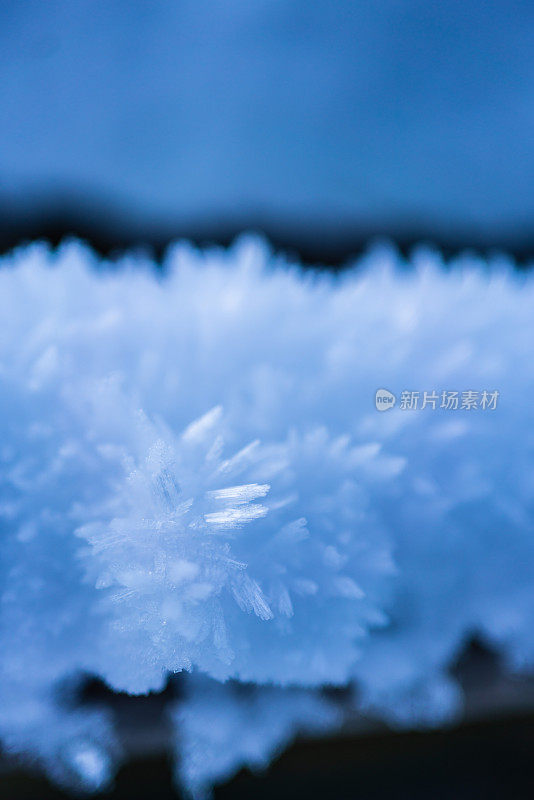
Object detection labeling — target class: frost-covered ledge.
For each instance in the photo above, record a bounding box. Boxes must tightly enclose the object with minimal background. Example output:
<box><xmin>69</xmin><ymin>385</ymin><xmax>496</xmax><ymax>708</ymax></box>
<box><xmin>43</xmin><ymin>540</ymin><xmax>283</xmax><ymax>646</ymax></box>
<box><xmin>1</xmin><ymin>237</ymin><xmax>533</xmax><ymax>797</ymax></box>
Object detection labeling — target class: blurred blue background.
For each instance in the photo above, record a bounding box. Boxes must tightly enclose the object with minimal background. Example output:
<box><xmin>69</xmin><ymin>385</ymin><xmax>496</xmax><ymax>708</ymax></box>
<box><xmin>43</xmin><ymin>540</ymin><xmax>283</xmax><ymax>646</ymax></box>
<box><xmin>1</xmin><ymin>0</ymin><xmax>534</xmax><ymax>257</ymax></box>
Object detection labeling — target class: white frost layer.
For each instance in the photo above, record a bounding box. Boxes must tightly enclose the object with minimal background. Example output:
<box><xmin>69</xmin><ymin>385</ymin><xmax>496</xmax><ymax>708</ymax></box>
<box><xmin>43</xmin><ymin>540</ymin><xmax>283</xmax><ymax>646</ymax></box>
<box><xmin>172</xmin><ymin>674</ymin><xmax>341</xmax><ymax>799</ymax></box>
<box><xmin>0</xmin><ymin>237</ymin><xmax>533</xmax><ymax>794</ymax></box>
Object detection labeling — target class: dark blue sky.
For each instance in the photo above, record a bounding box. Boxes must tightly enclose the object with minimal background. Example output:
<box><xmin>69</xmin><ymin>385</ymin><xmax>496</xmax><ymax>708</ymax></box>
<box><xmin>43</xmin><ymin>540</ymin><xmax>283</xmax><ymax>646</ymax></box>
<box><xmin>1</xmin><ymin>1</ymin><xmax>534</xmax><ymax>246</ymax></box>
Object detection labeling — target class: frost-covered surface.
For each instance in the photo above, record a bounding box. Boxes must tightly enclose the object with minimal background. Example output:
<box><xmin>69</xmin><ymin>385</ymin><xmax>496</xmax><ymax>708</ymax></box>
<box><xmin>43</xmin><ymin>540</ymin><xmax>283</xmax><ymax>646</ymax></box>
<box><xmin>172</xmin><ymin>674</ymin><xmax>342</xmax><ymax>798</ymax></box>
<box><xmin>0</xmin><ymin>237</ymin><xmax>533</xmax><ymax>795</ymax></box>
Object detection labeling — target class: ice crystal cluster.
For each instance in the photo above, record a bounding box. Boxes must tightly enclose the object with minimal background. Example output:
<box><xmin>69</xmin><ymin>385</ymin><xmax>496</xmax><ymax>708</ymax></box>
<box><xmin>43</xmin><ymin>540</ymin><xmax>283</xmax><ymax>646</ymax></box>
<box><xmin>0</xmin><ymin>237</ymin><xmax>533</xmax><ymax>795</ymax></box>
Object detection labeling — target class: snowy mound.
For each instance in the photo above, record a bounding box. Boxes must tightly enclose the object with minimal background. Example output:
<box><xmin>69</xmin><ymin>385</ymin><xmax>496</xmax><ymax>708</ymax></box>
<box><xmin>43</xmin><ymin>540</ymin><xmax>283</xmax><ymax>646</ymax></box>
<box><xmin>0</xmin><ymin>237</ymin><xmax>533</xmax><ymax>795</ymax></box>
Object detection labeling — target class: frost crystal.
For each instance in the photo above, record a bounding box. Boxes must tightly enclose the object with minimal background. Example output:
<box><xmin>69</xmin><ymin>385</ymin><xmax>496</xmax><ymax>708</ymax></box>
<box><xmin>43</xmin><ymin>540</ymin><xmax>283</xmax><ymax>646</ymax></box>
<box><xmin>0</xmin><ymin>237</ymin><xmax>533</xmax><ymax>794</ymax></box>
